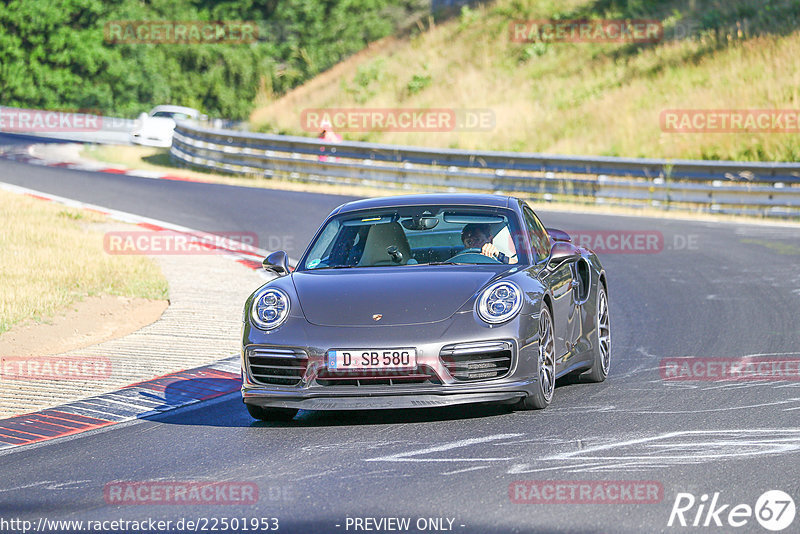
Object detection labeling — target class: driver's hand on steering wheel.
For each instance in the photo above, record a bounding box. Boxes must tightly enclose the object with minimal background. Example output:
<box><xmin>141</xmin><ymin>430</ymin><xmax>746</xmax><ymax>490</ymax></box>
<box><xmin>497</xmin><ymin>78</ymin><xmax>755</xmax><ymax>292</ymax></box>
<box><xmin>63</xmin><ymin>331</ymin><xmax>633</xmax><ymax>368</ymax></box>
<box><xmin>481</xmin><ymin>243</ymin><xmax>501</xmax><ymax>260</ymax></box>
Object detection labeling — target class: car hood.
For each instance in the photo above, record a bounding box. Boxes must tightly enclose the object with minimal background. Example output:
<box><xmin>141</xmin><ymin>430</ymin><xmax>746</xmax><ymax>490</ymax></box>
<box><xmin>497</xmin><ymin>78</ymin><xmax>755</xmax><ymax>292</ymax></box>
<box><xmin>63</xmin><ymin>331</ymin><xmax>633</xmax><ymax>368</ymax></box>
<box><xmin>291</xmin><ymin>267</ymin><xmax>504</xmax><ymax>326</ymax></box>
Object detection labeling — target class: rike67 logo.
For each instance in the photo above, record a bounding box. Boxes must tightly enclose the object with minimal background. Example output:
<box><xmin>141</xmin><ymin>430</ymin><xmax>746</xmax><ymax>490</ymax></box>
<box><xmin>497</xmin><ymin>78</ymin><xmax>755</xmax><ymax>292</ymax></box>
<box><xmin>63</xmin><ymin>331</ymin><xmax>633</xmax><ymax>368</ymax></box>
<box><xmin>668</xmin><ymin>490</ymin><xmax>796</xmax><ymax>531</ymax></box>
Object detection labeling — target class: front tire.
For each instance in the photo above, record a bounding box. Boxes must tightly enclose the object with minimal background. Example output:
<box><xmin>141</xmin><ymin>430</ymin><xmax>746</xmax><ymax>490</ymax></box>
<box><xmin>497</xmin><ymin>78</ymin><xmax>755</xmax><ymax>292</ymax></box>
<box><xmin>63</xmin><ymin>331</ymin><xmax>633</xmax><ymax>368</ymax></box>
<box><xmin>516</xmin><ymin>305</ymin><xmax>556</xmax><ymax>410</ymax></box>
<box><xmin>246</xmin><ymin>403</ymin><xmax>298</xmax><ymax>421</ymax></box>
<box><xmin>585</xmin><ymin>284</ymin><xmax>611</xmax><ymax>383</ymax></box>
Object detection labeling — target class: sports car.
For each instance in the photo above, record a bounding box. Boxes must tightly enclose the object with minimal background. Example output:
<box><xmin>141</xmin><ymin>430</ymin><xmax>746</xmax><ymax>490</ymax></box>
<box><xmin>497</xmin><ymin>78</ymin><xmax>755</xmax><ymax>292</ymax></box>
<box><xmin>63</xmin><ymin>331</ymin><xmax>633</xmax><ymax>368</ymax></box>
<box><xmin>241</xmin><ymin>194</ymin><xmax>610</xmax><ymax>420</ymax></box>
<box><xmin>129</xmin><ymin>105</ymin><xmax>205</xmax><ymax>147</ymax></box>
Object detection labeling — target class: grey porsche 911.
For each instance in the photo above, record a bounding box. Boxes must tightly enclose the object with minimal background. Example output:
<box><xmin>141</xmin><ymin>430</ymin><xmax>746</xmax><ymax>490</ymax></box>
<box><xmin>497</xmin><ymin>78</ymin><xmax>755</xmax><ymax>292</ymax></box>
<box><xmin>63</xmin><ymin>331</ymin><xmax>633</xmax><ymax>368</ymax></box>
<box><xmin>241</xmin><ymin>194</ymin><xmax>610</xmax><ymax>421</ymax></box>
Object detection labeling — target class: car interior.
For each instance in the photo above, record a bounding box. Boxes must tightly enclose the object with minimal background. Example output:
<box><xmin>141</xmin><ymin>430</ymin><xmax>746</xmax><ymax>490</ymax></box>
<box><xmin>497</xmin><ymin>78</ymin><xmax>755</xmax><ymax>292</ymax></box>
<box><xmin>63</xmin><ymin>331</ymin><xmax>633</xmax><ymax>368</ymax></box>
<box><xmin>305</xmin><ymin>209</ymin><xmax>520</xmax><ymax>268</ymax></box>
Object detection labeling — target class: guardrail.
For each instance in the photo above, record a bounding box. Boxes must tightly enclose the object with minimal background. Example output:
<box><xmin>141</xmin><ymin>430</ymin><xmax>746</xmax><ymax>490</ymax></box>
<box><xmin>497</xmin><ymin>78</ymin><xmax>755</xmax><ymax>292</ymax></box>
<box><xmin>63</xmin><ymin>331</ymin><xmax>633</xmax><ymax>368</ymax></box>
<box><xmin>170</xmin><ymin>122</ymin><xmax>800</xmax><ymax>218</ymax></box>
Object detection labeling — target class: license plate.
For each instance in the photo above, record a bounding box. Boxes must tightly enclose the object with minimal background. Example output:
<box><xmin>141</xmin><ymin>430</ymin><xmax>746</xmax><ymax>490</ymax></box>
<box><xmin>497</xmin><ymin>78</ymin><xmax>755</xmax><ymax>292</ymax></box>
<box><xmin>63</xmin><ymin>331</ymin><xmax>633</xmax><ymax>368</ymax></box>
<box><xmin>327</xmin><ymin>349</ymin><xmax>417</xmax><ymax>371</ymax></box>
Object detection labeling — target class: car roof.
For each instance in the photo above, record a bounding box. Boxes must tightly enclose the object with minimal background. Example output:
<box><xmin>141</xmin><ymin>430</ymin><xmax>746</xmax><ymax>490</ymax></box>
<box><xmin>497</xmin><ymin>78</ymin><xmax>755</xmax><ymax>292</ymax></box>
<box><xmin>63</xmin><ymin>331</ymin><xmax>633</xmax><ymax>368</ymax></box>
<box><xmin>150</xmin><ymin>105</ymin><xmax>199</xmax><ymax>115</ymax></box>
<box><xmin>334</xmin><ymin>194</ymin><xmax>514</xmax><ymax>215</ymax></box>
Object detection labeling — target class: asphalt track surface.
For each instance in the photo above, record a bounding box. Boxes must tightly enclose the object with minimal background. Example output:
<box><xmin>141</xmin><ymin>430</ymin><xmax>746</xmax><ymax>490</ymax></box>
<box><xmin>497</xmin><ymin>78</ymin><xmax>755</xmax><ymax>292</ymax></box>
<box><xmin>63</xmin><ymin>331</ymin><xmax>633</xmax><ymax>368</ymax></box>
<box><xmin>1</xmin><ymin>133</ymin><xmax>800</xmax><ymax>533</ymax></box>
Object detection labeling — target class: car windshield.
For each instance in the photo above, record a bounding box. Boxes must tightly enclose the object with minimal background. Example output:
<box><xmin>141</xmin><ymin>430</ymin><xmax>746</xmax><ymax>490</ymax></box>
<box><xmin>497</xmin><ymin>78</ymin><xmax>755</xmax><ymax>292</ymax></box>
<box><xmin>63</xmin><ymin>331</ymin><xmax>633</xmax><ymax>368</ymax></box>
<box><xmin>299</xmin><ymin>205</ymin><xmax>526</xmax><ymax>270</ymax></box>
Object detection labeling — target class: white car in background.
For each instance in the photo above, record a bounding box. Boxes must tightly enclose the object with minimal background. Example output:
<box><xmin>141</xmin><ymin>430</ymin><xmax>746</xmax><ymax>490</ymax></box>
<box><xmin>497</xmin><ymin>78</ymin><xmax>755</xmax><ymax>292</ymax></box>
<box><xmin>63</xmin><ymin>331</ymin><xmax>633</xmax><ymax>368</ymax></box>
<box><xmin>129</xmin><ymin>105</ymin><xmax>205</xmax><ymax>147</ymax></box>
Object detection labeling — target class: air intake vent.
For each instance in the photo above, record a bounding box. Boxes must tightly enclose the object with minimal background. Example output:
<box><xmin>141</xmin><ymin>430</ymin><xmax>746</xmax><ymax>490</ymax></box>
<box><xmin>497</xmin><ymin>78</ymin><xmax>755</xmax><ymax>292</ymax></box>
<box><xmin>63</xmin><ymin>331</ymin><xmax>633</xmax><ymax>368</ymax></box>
<box><xmin>246</xmin><ymin>347</ymin><xmax>307</xmax><ymax>386</ymax></box>
<box><xmin>316</xmin><ymin>366</ymin><xmax>440</xmax><ymax>387</ymax></box>
<box><xmin>440</xmin><ymin>341</ymin><xmax>513</xmax><ymax>381</ymax></box>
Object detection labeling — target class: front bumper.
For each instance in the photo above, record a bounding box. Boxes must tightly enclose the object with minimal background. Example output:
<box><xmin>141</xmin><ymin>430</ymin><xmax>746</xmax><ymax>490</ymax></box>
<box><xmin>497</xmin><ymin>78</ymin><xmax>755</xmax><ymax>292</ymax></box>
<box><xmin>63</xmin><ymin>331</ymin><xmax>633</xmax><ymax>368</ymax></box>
<box><xmin>243</xmin><ymin>389</ymin><xmax>528</xmax><ymax>411</ymax></box>
<box><xmin>130</xmin><ymin>131</ymin><xmax>172</xmax><ymax>147</ymax></box>
<box><xmin>241</xmin><ymin>312</ymin><xmax>541</xmax><ymax>411</ymax></box>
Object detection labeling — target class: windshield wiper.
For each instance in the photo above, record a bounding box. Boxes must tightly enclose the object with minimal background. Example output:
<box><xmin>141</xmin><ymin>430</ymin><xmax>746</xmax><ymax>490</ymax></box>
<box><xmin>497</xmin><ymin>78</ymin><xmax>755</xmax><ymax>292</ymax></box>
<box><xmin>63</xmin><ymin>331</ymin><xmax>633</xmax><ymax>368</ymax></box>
<box><xmin>415</xmin><ymin>261</ymin><xmax>460</xmax><ymax>266</ymax></box>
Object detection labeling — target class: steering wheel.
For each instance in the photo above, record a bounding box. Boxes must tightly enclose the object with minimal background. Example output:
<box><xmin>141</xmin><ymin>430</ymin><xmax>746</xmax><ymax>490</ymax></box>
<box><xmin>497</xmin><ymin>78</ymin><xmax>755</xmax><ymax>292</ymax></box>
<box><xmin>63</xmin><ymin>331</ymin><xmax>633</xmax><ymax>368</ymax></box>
<box><xmin>448</xmin><ymin>248</ymin><xmax>502</xmax><ymax>264</ymax></box>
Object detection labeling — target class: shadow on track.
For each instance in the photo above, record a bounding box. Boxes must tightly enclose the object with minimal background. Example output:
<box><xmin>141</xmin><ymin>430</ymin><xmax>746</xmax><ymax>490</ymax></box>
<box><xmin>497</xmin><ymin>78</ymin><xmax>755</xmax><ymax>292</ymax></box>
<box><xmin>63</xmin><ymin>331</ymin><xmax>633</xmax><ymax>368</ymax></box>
<box><xmin>148</xmin><ymin>375</ymin><xmax>587</xmax><ymax>429</ymax></box>
<box><xmin>134</xmin><ymin>376</ymin><xmax>242</xmax><ymax>414</ymax></box>
<box><xmin>262</xmin><ymin>402</ymin><xmax>515</xmax><ymax>428</ymax></box>
<box><xmin>150</xmin><ymin>394</ymin><xmax>517</xmax><ymax>429</ymax></box>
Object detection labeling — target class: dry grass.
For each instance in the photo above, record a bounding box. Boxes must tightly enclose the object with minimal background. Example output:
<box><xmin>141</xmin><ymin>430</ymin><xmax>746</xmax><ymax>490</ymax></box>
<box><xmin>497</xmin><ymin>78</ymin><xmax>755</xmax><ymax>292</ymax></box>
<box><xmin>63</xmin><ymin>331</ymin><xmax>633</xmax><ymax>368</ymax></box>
<box><xmin>82</xmin><ymin>144</ymin><xmax>168</xmax><ymax>170</ymax></box>
<box><xmin>0</xmin><ymin>191</ymin><xmax>169</xmax><ymax>334</ymax></box>
<box><xmin>250</xmin><ymin>0</ymin><xmax>800</xmax><ymax>162</ymax></box>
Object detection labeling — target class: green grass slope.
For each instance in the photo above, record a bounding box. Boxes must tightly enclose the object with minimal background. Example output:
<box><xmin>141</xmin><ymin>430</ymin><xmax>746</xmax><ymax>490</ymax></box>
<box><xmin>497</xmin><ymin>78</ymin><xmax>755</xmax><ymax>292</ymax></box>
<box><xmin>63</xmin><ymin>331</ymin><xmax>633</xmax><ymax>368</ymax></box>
<box><xmin>251</xmin><ymin>0</ymin><xmax>800</xmax><ymax>161</ymax></box>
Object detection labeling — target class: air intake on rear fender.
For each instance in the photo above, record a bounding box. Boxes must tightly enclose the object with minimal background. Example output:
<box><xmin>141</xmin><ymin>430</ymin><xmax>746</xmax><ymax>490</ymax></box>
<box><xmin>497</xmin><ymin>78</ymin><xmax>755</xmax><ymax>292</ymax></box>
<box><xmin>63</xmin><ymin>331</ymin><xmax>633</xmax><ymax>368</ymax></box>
<box><xmin>247</xmin><ymin>347</ymin><xmax>307</xmax><ymax>386</ymax></box>
<box><xmin>440</xmin><ymin>341</ymin><xmax>513</xmax><ymax>381</ymax></box>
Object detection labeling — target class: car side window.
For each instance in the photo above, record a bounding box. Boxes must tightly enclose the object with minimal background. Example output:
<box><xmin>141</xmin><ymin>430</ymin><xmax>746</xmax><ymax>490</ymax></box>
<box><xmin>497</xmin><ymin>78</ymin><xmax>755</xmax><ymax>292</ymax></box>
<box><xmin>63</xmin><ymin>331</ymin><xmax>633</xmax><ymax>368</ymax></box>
<box><xmin>523</xmin><ymin>205</ymin><xmax>551</xmax><ymax>263</ymax></box>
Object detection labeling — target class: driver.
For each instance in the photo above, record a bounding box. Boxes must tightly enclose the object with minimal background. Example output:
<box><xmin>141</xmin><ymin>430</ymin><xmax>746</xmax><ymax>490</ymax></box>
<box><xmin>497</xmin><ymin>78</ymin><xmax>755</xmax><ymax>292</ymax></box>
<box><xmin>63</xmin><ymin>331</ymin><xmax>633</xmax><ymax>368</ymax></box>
<box><xmin>461</xmin><ymin>223</ymin><xmax>515</xmax><ymax>264</ymax></box>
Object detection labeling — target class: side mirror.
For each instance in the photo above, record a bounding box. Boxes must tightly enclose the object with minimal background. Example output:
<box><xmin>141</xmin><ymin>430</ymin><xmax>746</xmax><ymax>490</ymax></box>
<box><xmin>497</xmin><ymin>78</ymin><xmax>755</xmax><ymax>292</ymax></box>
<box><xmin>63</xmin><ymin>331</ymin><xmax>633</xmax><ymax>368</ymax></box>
<box><xmin>546</xmin><ymin>227</ymin><xmax>572</xmax><ymax>243</ymax></box>
<box><xmin>263</xmin><ymin>250</ymin><xmax>290</xmax><ymax>276</ymax></box>
<box><xmin>546</xmin><ymin>241</ymin><xmax>581</xmax><ymax>269</ymax></box>
<box><xmin>138</xmin><ymin>112</ymin><xmax>148</xmax><ymax>121</ymax></box>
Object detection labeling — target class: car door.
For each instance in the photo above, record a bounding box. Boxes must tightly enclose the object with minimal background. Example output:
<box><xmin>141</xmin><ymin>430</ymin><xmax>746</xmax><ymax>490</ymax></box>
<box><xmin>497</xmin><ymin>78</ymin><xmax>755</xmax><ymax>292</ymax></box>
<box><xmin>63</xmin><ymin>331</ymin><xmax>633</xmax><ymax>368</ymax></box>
<box><xmin>523</xmin><ymin>205</ymin><xmax>579</xmax><ymax>365</ymax></box>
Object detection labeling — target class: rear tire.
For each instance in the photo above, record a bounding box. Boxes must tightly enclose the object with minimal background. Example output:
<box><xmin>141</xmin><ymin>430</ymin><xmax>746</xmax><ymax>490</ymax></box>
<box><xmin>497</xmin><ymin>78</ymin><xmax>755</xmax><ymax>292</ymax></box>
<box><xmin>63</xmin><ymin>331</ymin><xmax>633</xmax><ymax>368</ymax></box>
<box><xmin>246</xmin><ymin>403</ymin><xmax>298</xmax><ymax>421</ymax></box>
<box><xmin>516</xmin><ymin>305</ymin><xmax>556</xmax><ymax>410</ymax></box>
<box><xmin>585</xmin><ymin>285</ymin><xmax>611</xmax><ymax>383</ymax></box>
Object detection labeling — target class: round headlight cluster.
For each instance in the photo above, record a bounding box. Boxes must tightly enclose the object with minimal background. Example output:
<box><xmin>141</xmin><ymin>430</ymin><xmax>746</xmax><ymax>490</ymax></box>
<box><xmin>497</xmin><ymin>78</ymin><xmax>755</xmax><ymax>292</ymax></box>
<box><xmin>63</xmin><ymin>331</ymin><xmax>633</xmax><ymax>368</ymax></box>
<box><xmin>250</xmin><ymin>288</ymin><xmax>291</xmax><ymax>330</ymax></box>
<box><xmin>477</xmin><ymin>281</ymin><xmax>523</xmax><ymax>324</ymax></box>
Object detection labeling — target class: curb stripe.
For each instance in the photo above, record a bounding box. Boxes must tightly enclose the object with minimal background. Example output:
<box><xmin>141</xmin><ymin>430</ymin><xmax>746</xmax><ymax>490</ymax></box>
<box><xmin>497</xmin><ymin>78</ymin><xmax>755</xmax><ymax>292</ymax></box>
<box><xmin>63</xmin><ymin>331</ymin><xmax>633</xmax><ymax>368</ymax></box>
<box><xmin>237</xmin><ymin>258</ymin><xmax>262</xmax><ymax>270</ymax></box>
<box><xmin>33</xmin><ymin>414</ymin><xmax>90</xmax><ymax>429</ymax></box>
<box><xmin>0</xmin><ymin>429</ymin><xmax>40</xmax><ymax>441</ymax></box>
<box><xmin>135</xmin><ymin>222</ymin><xmax>166</xmax><ymax>232</ymax></box>
<box><xmin>47</xmin><ymin>410</ymin><xmax>112</xmax><ymax>424</ymax></box>
<box><xmin>0</xmin><ymin>358</ymin><xmax>241</xmax><ymax>450</ymax></box>
<box><xmin>0</xmin><ymin>435</ymin><xmax>28</xmax><ymax>445</ymax></box>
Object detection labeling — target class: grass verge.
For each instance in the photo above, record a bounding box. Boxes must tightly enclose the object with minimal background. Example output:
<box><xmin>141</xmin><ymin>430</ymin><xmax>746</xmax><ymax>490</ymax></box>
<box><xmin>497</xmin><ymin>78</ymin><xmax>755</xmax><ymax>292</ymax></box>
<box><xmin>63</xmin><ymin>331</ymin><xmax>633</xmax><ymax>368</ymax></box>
<box><xmin>0</xmin><ymin>190</ymin><xmax>169</xmax><ymax>334</ymax></box>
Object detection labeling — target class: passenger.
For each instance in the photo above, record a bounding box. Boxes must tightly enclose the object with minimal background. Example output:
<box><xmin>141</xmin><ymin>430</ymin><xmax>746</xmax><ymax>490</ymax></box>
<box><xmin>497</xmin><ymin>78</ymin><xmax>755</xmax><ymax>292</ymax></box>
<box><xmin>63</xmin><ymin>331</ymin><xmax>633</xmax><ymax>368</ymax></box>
<box><xmin>461</xmin><ymin>223</ymin><xmax>516</xmax><ymax>264</ymax></box>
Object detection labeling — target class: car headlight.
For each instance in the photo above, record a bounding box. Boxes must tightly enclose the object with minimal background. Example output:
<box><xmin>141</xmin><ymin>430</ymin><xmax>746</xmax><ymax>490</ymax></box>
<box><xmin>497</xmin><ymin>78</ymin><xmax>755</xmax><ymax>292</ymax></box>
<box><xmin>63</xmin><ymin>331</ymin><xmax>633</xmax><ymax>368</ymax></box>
<box><xmin>477</xmin><ymin>281</ymin><xmax>523</xmax><ymax>324</ymax></box>
<box><xmin>250</xmin><ymin>288</ymin><xmax>291</xmax><ymax>330</ymax></box>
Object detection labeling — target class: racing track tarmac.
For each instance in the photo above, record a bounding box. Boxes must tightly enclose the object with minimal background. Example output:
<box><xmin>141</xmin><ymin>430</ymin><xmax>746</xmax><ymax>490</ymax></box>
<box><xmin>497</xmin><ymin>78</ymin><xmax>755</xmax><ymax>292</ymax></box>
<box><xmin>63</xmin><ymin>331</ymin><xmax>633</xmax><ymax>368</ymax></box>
<box><xmin>1</xmin><ymin>134</ymin><xmax>799</xmax><ymax>533</ymax></box>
